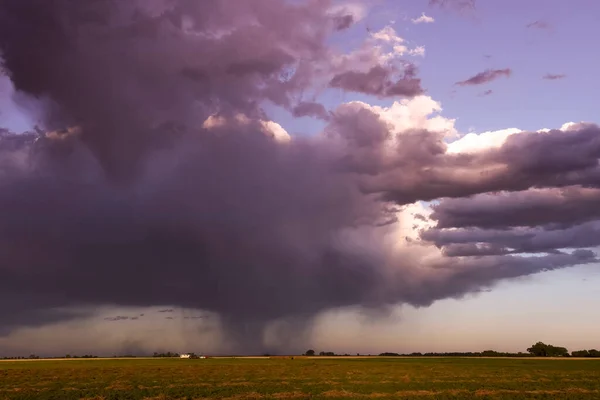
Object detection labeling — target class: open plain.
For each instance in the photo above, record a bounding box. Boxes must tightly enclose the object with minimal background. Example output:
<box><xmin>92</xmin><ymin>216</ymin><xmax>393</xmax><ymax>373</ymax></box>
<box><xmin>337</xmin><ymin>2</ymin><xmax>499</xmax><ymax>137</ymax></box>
<box><xmin>1</xmin><ymin>357</ymin><xmax>599</xmax><ymax>399</ymax></box>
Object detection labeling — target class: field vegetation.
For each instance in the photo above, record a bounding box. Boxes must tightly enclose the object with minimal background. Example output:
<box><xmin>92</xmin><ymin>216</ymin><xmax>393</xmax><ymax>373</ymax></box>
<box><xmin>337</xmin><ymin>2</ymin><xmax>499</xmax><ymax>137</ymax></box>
<box><xmin>1</xmin><ymin>357</ymin><xmax>600</xmax><ymax>399</ymax></box>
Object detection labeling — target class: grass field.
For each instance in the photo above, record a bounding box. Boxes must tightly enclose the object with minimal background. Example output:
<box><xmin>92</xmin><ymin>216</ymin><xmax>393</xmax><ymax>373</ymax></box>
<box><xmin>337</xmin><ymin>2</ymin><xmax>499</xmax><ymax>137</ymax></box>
<box><xmin>1</xmin><ymin>357</ymin><xmax>600</xmax><ymax>399</ymax></box>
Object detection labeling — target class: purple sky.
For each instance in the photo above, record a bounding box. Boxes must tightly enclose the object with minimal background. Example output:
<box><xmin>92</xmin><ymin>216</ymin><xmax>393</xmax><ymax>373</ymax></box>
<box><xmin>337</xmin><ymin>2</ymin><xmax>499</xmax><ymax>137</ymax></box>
<box><xmin>0</xmin><ymin>0</ymin><xmax>599</xmax><ymax>356</ymax></box>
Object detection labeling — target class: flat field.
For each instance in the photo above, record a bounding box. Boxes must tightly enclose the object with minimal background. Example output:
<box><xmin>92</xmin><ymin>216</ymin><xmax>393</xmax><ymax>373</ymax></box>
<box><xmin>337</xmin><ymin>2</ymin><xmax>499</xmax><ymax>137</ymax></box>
<box><xmin>1</xmin><ymin>357</ymin><xmax>600</xmax><ymax>399</ymax></box>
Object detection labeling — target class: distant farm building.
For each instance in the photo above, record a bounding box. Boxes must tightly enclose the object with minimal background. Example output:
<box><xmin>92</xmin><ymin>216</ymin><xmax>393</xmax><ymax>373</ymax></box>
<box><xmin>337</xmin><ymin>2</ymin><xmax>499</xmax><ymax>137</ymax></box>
<box><xmin>179</xmin><ymin>353</ymin><xmax>206</xmax><ymax>359</ymax></box>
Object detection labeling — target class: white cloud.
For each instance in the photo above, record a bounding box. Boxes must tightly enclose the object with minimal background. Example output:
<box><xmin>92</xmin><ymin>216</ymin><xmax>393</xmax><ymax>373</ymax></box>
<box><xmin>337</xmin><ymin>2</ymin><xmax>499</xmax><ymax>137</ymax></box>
<box><xmin>362</xmin><ymin>95</ymin><xmax>458</xmax><ymax>137</ymax></box>
<box><xmin>202</xmin><ymin>113</ymin><xmax>291</xmax><ymax>142</ymax></box>
<box><xmin>409</xmin><ymin>46</ymin><xmax>426</xmax><ymax>57</ymax></box>
<box><xmin>370</xmin><ymin>26</ymin><xmax>404</xmax><ymax>44</ymax></box>
<box><xmin>260</xmin><ymin>120</ymin><xmax>291</xmax><ymax>142</ymax></box>
<box><xmin>447</xmin><ymin>127</ymin><xmax>522</xmax><ymax>154</ymax></box>
<box><xmin>446</xmin><ymin>121</ymin><xmax>591</xmax><ymax>155</ymax></box>
<box><xmin>411</xmin><ymin>13</ymin><xmax>435</xmax><ymax>24</ymax></box>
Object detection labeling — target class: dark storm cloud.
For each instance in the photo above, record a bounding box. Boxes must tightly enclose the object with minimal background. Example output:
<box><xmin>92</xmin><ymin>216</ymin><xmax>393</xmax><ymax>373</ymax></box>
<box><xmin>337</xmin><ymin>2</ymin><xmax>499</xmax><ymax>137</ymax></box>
<box><xmin>422</xmin><ymin>220</ymin><xmax>600</xmax><ymax>257</ymax></box>
<box><xmin>0</xmin><ymin>0</ymin><xmax>335</xmax><ymax>180</ymax></box>
<box><xmin>329</xmin><ymin>65</ymin><xmax>424</xmax><ymax>98</ymax></box>
<box><xmin>456</xmin><ymin>68</ymin><xmax>512</xmax><ymax>86</ymax></box>
<box><xmin>429</xmin><ymin>187</ymin><xmax>600</xmax><ymax>230</ymax></box>
<box><xmin>361</xmin><ymin>123</ymin><xmax>600</xmax><ymax>205</ymax></box>
<box><xmin>0</xmin><ymin>0</ymin><xmax>597</xmax><ymax>353</ymax></box>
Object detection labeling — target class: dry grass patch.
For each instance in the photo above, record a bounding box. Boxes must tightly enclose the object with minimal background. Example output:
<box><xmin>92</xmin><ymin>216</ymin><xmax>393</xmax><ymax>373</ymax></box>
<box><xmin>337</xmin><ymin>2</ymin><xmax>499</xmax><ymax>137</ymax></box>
<box><xmin>475</xmin><ymin>388</ymin><xmax>600</xmax><ymax>396</ymax></box>
<box><xmin>272</xmin><ymin>391</ymin><xmax>308</xmax><ymax>398</ymax></box>
<box><xmin>220</xmin><ymin>392</ymin><xmax>264</xmax><ymax>400</ymax></box>
<box><xmin>321</xmin><ymin>389</ymin><xmax>357</xmax><ymax>397</ymax></box>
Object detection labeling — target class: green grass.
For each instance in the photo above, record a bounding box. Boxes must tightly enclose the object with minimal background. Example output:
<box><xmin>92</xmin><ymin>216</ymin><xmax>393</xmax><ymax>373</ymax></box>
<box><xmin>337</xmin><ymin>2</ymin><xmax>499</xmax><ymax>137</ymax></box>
<box><xmin>1</xmin><ymin>357</ymin><xmax>599</xmax><ymax>399</ymax></box>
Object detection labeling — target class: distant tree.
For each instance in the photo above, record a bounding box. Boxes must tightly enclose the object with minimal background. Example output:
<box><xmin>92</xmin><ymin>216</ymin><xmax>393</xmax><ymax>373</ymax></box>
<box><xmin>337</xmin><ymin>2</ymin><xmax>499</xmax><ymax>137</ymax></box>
<box><xmin>305</xmin><ymin>349</ymin><xmax>315</xmax><ymax>356</ymax></box>
<box><xmin>527</xmin><ymin>342</ymin><xmax>568</xmax><ymax>357</ymax></box>
<box><xmin>572</xmin><ymin>350</ymin><xmax>590</xmax><ymax>357</ymax></box>
<box><xmin>572</xmin><ymin>349</ymin><xmax>600</xmax><ymax>358</ymax></box>
<box><xmin>481</xmin><ymin>350</ymin><xmax>500</xmax><ymax>357</ymax></box>
<box><xmin>379</xmin><ymin>352</ymin><xmax>400</xmax><ymax>356</ymax></box>
<box><xmin>319</xmin><ymin>351</ymin><xmax>335</xmax><ymax>356</ymax></box>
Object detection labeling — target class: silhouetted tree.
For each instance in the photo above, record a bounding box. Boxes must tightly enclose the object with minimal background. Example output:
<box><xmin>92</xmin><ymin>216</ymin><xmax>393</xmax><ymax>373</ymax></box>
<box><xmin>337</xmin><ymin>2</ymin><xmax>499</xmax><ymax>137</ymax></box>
<box><xmin>527</xmin><ymin>342</ymin><xmax>568</xmax><ymax>357</ymax></box>
<box><xmin>305</xmin><ymin>349</ymin><xmax>315</xmax><ymax>356</ymax></box>
<box><xmin>572</xmin><ymin>349</ymin><xmax>600</xmax><ymax>358</ymax></box>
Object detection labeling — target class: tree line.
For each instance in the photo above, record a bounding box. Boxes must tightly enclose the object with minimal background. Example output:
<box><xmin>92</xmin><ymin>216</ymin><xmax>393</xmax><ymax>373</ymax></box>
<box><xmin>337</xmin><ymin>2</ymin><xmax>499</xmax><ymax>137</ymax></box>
<box><xmin>303</xmin><ymin>342</ymin><xmax>600</xmax><ymax>358</ymax></box>
<box><xmin>3</xmin><ymin>342</ymin><xmax>599</xmax><ymax>359</ymax></box>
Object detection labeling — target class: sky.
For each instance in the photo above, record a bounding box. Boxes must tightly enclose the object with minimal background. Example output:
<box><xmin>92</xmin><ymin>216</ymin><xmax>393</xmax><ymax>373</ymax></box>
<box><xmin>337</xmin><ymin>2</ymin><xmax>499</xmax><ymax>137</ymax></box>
<box><xmin>0</xmin><ymin>0</ymin><xmax>599</xmax><ymax>357</ymax></box>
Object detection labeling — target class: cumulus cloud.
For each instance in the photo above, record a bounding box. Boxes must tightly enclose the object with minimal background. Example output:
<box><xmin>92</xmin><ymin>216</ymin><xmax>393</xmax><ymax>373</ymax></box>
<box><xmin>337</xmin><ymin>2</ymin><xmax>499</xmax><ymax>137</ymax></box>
<box><xmin>370</xmin><ymin>26</ymin><xmax>405</xmax><ymax>44</ymax></box>
<box><xmin>456</xmin><ymin>68</ymin><xmax>512</xmax><ymax>86</ymax></box>
<box><xmin>409</xmin><ymin>46</ymin><xmax>426</xmax><ymax>57</ymax></box>
<box><xmin>412</xmin><ymin>13</ymin><xmax>435</xmax><ymax>24</ymax></box>
<box><xmin>0</xmin><ymin>0</ymin><xmax>597</xmax><ymax>355</ymax></box>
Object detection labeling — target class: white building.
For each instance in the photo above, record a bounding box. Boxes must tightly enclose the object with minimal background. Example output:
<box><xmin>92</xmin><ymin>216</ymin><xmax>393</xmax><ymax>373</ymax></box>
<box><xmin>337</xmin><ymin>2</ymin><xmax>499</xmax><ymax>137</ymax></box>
<box><xmin>180</xmin><ymin>354</ymin><xmax>190</xmax><ymax>359</ymax></box>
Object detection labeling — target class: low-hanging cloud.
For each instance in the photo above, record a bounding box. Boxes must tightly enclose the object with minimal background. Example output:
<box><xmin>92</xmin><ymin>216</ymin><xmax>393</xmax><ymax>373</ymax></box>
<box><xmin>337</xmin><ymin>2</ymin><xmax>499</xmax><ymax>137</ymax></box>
<box><xmin>0</xmin><ymin>0</ymin><xmax>597</xmax><ymax>354</ymax></box>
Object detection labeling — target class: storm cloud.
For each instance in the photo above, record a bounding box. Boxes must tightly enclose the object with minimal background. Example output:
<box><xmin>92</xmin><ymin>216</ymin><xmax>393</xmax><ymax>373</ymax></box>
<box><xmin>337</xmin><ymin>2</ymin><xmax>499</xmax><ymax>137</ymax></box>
<box><xmin>0</xmin><ymin>0</ymin><xmax>598</xmax><ymax>354</ymax></box>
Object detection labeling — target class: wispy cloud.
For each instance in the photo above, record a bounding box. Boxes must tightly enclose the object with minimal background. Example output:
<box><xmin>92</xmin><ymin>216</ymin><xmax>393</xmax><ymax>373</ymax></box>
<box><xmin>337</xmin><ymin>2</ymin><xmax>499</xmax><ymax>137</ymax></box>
<box><xmin>456</xmin><ymin>68</ymin><xmax>512</xmax><ymax>86</ymax></box>
<box><xmin>479</xmin><ymin>89</ymin><xmax>493</xmax><ymax>96</ymax></box>
<box><xmin>543</xmin><ymin>73</ymin><xmax>566</xmax><ymax>80</ymax></box>
<box><xmin>429</xmin><ymin>0</ymin><xmax>476</xmax><ymax>11</ymax></box>
<box><xmin>104</xmin><ymin>316</ymin><xmax>130</xmax><ymax>322</ymax></box>
<box><xmin>412</xmin><ymin>13</ymin><xmax>435</xmax><ymax>24</ymax></box>
<box><xmin>526</xmin><ymin>20</ymin><xmax>552</xmax><ymax>30</ymax></box>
